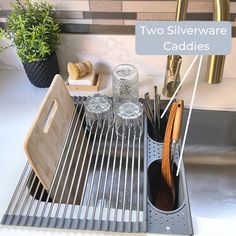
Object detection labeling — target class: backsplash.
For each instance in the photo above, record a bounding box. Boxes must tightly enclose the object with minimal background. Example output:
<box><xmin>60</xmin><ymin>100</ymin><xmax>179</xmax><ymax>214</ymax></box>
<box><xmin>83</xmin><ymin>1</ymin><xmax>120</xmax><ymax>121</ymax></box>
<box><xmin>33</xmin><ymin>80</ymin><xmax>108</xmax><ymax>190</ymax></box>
<box><xmin>1</xmin><ymin>34</ymin><xmax>236</xmax><ymax>80</ymax></box>
<box><xmin>1</xmin><ymin>0</ymin><xmax>236</xmax><ymax>79</ymax></box>
<box><xmin>1</xmin><ymin>0</ymin><xmax>236</xmax><ymax>35</ymax></box>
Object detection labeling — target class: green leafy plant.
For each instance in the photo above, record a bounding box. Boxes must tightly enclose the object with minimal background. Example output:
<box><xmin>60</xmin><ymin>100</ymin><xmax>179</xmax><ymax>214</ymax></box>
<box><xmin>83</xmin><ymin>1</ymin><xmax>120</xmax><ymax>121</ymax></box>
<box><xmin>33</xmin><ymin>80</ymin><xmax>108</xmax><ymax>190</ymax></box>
<box><xmin>0</xmin><ymin>0</ymin><xmax>60</xmax><ymax>62</ymax></box>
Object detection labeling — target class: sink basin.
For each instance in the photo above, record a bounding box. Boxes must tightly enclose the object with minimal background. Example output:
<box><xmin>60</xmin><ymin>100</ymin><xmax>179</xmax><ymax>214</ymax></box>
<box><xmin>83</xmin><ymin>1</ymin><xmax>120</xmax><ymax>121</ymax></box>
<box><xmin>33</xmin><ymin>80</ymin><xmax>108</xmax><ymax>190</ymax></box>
<box><xmin>182</xmin><ymin>109</ymin><xmax>236</xmax><ymax>220</ymax></box>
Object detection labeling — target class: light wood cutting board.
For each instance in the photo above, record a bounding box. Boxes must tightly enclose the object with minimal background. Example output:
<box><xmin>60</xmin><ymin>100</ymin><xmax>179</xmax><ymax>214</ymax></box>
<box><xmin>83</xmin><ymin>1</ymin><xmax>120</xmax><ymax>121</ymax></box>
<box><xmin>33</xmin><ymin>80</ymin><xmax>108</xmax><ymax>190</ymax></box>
<box><xmin>24</xmin><ymin>75</ymin><xmax>76</xmax><ymax>201</ymax></box>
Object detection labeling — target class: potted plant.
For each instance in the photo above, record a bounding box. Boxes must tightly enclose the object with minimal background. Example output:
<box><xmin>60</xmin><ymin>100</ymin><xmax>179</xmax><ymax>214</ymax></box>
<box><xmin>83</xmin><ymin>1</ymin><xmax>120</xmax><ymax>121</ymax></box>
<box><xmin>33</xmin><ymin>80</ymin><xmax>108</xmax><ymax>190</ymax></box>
<box><xmin>0</xmin><ymin>0</ymin><xmax>60</xmax><ymax>88</ymax></box>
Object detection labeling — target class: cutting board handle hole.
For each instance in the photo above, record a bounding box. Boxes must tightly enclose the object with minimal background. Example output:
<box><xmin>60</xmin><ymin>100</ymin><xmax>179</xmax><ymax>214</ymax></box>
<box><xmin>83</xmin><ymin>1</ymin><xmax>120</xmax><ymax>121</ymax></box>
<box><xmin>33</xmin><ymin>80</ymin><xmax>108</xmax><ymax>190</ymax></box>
<box><xmin>43</xmin><ymin>99</ymin><xmax>58</xmax><ymax>133</ymax></box>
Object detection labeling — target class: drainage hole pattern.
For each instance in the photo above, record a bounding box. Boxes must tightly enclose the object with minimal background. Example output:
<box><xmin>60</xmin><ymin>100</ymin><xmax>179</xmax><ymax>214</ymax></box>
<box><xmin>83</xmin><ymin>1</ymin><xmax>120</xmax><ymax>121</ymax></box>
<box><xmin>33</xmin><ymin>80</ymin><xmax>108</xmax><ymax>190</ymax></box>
<box><xmin>148</xmin><ymin>204</ymin><xmax>188</xmax><ymax>230</ymax></box>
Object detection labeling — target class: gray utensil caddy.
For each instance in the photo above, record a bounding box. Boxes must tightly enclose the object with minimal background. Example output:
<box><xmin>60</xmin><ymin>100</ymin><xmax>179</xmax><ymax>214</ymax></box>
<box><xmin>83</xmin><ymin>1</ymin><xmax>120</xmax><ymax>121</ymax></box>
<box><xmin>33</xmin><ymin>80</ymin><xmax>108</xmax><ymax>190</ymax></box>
<box><xmin>145</xmin><ymin>129</ymin><xmax>193</xmax><ymax>235</ymax></box>
<box><xmin>1</xmin><ymin>96</ymin><xmax>193</xmax><ymax>235</ymax></box>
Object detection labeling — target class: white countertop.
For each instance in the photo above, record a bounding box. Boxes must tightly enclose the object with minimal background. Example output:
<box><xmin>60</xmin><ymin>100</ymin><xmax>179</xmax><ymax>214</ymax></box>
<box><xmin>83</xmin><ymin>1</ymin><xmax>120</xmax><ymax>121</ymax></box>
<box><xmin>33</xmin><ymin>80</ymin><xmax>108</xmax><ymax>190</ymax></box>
<box><xmin>68</xmin><ymin>72</ymin><xmax>236</xmax><ymax>112</ymax></box>
<box><xmin>0</xmin><ymin>70</ymin><xmax>236</xmax><ymax>236</ymax></box>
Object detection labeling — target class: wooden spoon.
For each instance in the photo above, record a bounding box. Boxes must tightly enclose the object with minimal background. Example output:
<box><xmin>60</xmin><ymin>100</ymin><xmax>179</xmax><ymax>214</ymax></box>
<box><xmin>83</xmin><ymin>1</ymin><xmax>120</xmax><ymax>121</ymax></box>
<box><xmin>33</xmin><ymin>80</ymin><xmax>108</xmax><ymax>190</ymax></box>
<box><xmin>155</xmin><ymin>102</ymin><xmax>178</xmax><ymax>211</ymax></box>
<box><xmin>171</xmin><ymin>100</ymin><xmax>184</xmax><ymax>167</ymax></box>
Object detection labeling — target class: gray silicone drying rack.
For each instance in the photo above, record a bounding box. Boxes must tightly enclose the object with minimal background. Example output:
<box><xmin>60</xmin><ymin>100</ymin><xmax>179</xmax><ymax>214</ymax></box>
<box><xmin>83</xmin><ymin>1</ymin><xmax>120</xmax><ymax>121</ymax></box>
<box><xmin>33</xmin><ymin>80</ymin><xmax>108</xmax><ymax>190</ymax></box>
<box><xmin>1</xmin><ymin>96</ymin><xmax>193</xmax><ymax>235</ymax></box>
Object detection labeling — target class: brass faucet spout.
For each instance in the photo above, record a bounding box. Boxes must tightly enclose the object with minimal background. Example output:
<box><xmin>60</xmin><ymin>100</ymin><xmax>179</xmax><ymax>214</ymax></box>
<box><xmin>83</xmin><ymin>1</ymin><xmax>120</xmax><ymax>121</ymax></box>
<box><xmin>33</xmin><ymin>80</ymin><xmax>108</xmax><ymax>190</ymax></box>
<box><xmin>176</xmin><ymin>0</ymin><xmax>188</xmax><ymax>21</ymax></box>
<box><xmin>206</xmin><ymin>0</ymin><xmax>230</xmax><ymax>84</ymax></box>
<box><xmin>162</xmin><ymin>0</ymin><xmax>188</xmax><ymax>97</ymax></box>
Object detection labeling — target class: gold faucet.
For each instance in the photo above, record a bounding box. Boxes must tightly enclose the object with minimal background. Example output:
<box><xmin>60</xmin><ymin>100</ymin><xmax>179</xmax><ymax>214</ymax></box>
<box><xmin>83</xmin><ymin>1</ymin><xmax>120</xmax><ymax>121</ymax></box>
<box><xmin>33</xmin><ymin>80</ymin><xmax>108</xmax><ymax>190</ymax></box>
<box><xmin>163</xmin><ymin>0</ymin><xmax>230</xmax><ymax>97</ymax></box>
<box><xmin>206</xmin><ymin>0</ymin><xmax>230</xmax><ymax>84</ymax></box>
<box><xmin>162</xmin><ymin>0</ymin><xmax>188</xmax><ymax>97</ymax></box>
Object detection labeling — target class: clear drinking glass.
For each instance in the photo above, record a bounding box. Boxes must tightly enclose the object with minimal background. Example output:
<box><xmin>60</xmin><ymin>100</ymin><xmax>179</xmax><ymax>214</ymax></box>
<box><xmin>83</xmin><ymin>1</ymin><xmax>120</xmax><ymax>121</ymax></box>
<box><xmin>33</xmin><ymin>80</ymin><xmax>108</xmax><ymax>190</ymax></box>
<box><xmin>112</xmin><ymin>64</ymin><xmax>139</xmax><ymax>109</ymax></box>
<box><xmin>115</xmin><ymin>102</ymin><xmax>143</xmax><ymax>138</ymax></box>
<box><xmin>84</xmin><ymin>94</ymin><xmax>113</xmax><ymax>134</ymax></box>
<box><xmin>112</xmin><ymin>64</ymin><xmax>143</xmax><ymax>138</ymax></box>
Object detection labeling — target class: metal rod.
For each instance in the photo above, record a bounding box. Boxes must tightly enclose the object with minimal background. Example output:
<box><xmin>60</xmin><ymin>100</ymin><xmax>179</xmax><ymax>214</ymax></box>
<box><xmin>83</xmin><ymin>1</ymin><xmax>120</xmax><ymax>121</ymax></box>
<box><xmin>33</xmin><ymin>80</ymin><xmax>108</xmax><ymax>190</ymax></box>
<box><xmin>44</xmin><ymin>106</ymin><xmax>84</xmax><ymax>222</ymax></box>
<box><xmin>156</xmin><ymin>94</ymin><xmax>161</xmax><ymax>131</ymax></box>
<box><xmin>154</xmin><ymin>86</ymin><xmax>157</xmax><ymax>130</ymax></box>
<box><xmin>31</xmin><ymin>185</ymin><xmax>47</xmax><ymax>220</ymax></box>
<box><xmin>68</xmin><ymin>123</ymin><xmax>95</xmax><ymax>222</ymax></box>
<box><xmin>122</xmin><ymin>128</ymin><xmax>131</xmax><ymax>225</ymax></box>
<box><xmin>76</xmin><ymin>124</ymin><xmax>99</xmax><ymax>224</ymax></box>
<box><xmin>52</xmin><ymin>114</ymin><xmax>86</xmax><ymax>223</ymax></box>
<box><xmin>15</xmin><ymin>173</ymin><xmax>38</xmax><ymax>224</ymax></box>
<box><xmin>114</xmin><ymin>131</ymin><xmax>125</xmax><ymax>225</ymax></box>
<box><xmin>136</xmin><ymin>137</ymin><xmax>141</xmax><ymax>223</ymax></box>
<box><xmin>98</xmin><ymin>127</ymin><xmax>115</xmax><ymax>223</ymax></box>
<box><xmin>9</xmin><ymin>164</ymin><xmax>32</xmax><ymax>224</ymax></box>
<box><xmin>37</xmin><ymin>101</ymin><xmax>81</xmax><ymax>224</ymax></box>
<box><xmin>144</xmin><ymin>93</ymin><xmax>154</xmax><ymax>123</ymax></box>
<box><xmin>143</xmin><ymin>101</ymin><xmax>157</xmax><ymax>139</ymax></box>
<box><xmin>24</xmin><ymin>176</ymin><xmax>41</xmax><ymax>221</ymax></box>
<box><xmin>61</xmin><ymin>125</ymin><xmax>89</xmax><ymax>221</ymax></box>
<box><xmin>4</xmin><ymin>162</ymin><xmax>29</xmax><ymax>215</ymax></box>
<box><xmin>21</xmin><ymin>176</ymin><xmax>43</xmax><ymax>226</ymax></box>
<box><xmin>90</xmin><ymin>123</ymin><xmax>111</xmax><ymax>224</ymax></box>
<box><xmin>83</xmin><ymin>122</ymin><xmax>106</xmax><ymax>223</ymax></box>
<box><xmin>106</xmin><ymin>133</ymin><xmax>119</xmax><ymax>223</ymax></box>
<box><xmin>129</xmin><ymin>134</ymin><xmax>136</xmax><ymax>227</ymax></box>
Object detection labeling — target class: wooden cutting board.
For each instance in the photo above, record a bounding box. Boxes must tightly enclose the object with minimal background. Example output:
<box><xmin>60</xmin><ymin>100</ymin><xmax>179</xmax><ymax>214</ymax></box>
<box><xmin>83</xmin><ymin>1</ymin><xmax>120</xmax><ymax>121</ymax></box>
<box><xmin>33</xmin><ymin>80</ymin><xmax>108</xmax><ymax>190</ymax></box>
<box><xmin>24</xmin><ymin>75</ymin><xmax>75</xmax><ymax>196</ymax></box>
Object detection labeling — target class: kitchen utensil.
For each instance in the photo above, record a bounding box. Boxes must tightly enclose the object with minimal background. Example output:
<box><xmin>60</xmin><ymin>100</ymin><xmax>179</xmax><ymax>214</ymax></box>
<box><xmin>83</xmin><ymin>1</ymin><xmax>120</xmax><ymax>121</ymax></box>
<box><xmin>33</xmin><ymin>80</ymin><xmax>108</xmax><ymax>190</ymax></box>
<box><xmin>156</xmin><ymin>92</ymin><xmax>161</xmax><ymax>131</ymax></box>
<box><xmin>142</xmin><ymin>98</ymin><xmax>157</xmax><ymax>140</ymax></box>
<box><xmin>143</xmin><ymin>93</ymin><xmax>157</xmax><ymax>139</ymax></box>
<box><xmin>143</xmin><ymin>100</ymin><xmax>153</xmax><ymax>126</ymax></box>
<box><xmin>144</xmin><ymin>93</ymin><xmax>153</xmax><ymax>120</ymax></box>
<box><xmin>24</xmin><ymin>75</ymin><xmax>87</xmax><ymax>203</ymax></box>
<box><xmin>153</xmin><ymin>86</ymin><xmax>157</xmax><ymax>130</ymax></box>
<box><xmin>155</xmin><ymin>102</ymin><xmax>178</xmax><ymax>211</ymax></box>
<box><xmin>154</xmin><ymin>86</ymin><xmax>161</xmax><ymax>141</ymax></box>
<box><xmin>172</xmin><ymin>100</ymin><xmax>184</xmax><ymax>169</ymax></box>
<box><xmin>84</xmin><ymin>94</ymin><xmax>113</xmax><ymax>134</ymax></box>
<box><xmin>67</xmin><ymin>61</ymin><xmax>93</xmax><ymax>80</ymax></box>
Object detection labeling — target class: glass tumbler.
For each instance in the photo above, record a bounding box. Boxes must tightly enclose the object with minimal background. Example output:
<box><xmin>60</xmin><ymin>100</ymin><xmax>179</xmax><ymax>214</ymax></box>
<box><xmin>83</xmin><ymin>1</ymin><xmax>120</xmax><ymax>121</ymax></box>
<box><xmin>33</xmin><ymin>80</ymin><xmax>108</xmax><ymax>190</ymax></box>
<box><xmin>115</xmin><ymin>102</ymin><xmax>143</xmax><ymax>139</ymax></box>
<box><xmin>112</xmin><ymin>64</ymin><xmax>143</xmax><ymax>138</ymax></box>
<box><xmin>112</xmin><ymin>64</ymin><xmax>139</xmax><ymax>109</ymax></box>
<box><xmin>84</xmin><ymin>94</ymin><xmax>113</xmax><ymax>134</ymax></box>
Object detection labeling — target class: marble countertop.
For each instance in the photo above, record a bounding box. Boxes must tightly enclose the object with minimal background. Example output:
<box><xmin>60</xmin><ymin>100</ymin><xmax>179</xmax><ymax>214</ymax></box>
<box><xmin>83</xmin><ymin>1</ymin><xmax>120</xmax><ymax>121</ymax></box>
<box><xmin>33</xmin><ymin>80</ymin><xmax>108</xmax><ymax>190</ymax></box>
<box><xmin>0</xmin><ymin>70</ymin><xmax>236</xmax><ymax>236</ymax></box>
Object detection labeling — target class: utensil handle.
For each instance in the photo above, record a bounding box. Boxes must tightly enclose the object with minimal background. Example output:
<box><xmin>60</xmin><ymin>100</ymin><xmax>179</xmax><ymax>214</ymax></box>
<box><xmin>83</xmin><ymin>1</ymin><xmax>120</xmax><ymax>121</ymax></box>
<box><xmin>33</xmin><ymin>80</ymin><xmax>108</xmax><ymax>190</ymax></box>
<box><xmin>172</xmin><ymin>100</ymin><xmax>184</xmax><ymax>142</ymax></box>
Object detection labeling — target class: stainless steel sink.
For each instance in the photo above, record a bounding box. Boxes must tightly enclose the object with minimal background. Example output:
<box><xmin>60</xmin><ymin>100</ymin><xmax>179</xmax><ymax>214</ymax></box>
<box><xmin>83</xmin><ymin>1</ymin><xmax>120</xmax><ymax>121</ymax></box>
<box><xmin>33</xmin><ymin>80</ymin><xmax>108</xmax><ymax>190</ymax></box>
<box><xmin>183</xmin><ymin>109</ymin><xmax>236</xmax><ymax>220</ymax></box>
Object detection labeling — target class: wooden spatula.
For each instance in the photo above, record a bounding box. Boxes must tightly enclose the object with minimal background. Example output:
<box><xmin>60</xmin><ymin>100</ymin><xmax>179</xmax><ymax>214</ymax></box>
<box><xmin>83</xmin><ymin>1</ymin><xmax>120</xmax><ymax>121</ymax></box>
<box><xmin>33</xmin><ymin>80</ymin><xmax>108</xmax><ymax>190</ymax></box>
<box><xmin>155</xmin><ymin>102</ymin><xmax>178</xmax><ymax>211</ymax></box>
<box><xmin>171</xmin><ymin>100</ymin><xmax>184</xmax><ymax>167</ymax></box>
